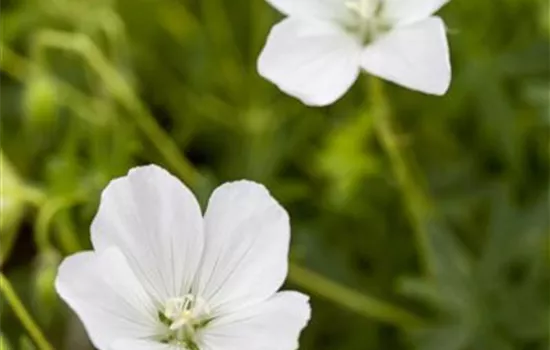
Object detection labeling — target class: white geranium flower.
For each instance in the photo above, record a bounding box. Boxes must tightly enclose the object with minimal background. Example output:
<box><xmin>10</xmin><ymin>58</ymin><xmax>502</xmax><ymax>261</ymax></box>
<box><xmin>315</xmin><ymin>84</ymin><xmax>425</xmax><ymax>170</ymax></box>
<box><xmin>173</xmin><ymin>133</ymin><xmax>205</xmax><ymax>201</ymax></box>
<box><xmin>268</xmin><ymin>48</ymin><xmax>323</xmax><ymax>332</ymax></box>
<box><xmin>258</xmin><ymin>0</ymin><xmax>452</xmax><ymax>106</ymax></box>
<box><xmin>55</xmin><ymin>165</ymin><xmax>310</xmax><ymax>350</ymax></box>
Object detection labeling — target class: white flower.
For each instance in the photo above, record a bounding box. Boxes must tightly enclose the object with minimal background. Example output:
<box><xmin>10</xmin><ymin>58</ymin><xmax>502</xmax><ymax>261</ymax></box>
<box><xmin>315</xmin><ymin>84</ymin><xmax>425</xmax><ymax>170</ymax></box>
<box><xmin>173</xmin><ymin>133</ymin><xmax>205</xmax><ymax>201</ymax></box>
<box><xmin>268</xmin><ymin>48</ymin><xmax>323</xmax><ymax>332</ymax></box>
<box><xmin>55</xmin><ymin>165</ymin><xmax>310</xmax><ymax>350</ymax></box>
<box><xmin>258</xmin><ymin>0</ymin><xmax>452</xmax><ymax>106</ymax></box>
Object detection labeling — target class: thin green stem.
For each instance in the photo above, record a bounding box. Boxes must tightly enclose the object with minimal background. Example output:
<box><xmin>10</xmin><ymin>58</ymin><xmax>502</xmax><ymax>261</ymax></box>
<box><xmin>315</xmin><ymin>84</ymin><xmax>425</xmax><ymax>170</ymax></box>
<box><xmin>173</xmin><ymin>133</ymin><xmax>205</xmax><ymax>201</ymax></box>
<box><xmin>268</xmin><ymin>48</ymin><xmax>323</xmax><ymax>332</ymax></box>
<box><xmin>368</xmin><ymin>76</ymin><xmax>435</xmax><ymax>275</ymax></box>
<box><xmin>0</xmin><ymin>43</ymin><xmax>109</xmax><ymax>126</ymax></box>
<box><xmin>0</xmin><ymin>184</ymin><xmax>46</xmax><ymax>208</ymax></box>
<box><xmin>0</xmin><ymin>150</ymin><xmax>47</xmax><ymax>207</ymax></box>
<box><xmin>31</xmin><ymin>31</ymin><xmax>200</xmax><ymax>186</ymax></box>
<box><xmin>34</xmin><ymin>196</ymin><xmax>84</xmax><ymax>254</ymax></box>
<box><xmin>54</xmin><ymin>212</ymin><xmax>82</xmax><ymax>255</ymax></box>
<box><xmin>289</xmin><ymin>263</ymin><xmax>424</xmax><ymax>328</ymax></box>
<box><xmin>0</xmin><ymin>273</ymin><xmax>54</xmax><ymax>350</ymax></box>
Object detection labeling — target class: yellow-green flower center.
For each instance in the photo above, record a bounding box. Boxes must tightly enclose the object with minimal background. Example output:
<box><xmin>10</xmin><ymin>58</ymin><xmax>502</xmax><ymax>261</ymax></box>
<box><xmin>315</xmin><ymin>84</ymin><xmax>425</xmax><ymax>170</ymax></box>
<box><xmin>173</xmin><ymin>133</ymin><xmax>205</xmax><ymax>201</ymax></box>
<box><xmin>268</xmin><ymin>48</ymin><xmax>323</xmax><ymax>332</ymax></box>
<box><xmin>159</xmin><ymin>295</ymin><xmax>212</xmax><ymax>349</ymax></box>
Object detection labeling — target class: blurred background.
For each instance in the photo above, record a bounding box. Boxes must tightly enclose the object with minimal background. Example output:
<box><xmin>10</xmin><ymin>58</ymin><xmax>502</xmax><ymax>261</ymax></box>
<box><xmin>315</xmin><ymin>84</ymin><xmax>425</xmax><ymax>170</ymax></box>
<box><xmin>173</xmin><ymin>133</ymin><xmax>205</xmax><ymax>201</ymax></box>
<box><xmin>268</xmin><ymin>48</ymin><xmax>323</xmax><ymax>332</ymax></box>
<box><xmin>1</xmin><ymin>0</ymin><xmax>549</xmax><ymax>349</ymax></box>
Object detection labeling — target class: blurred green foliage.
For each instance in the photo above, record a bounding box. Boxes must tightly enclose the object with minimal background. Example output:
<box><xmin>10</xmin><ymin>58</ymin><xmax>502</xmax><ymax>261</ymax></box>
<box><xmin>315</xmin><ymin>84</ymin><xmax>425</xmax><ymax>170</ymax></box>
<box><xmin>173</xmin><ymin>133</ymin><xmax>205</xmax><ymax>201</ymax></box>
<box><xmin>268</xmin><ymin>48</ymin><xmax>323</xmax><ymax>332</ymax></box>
<box><xmin>1</xmin><ymin>0</ymin><xmax>549</xmax><ymax>349</ymax></box>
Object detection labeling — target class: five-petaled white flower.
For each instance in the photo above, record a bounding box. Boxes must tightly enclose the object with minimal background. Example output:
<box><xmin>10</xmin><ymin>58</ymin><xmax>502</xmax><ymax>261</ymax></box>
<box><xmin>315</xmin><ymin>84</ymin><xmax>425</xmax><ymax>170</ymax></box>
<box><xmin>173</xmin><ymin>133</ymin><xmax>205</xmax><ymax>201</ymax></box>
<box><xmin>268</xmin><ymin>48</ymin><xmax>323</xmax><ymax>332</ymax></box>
<box><xmin>258</xmin><ymin>0</ymin><xmax>452</xmax><ymax>106</ymax></box>
<box><xmin>55</xmin><ymin>165</ymin><xmax>310</xmax><ymax>350</ymax></box>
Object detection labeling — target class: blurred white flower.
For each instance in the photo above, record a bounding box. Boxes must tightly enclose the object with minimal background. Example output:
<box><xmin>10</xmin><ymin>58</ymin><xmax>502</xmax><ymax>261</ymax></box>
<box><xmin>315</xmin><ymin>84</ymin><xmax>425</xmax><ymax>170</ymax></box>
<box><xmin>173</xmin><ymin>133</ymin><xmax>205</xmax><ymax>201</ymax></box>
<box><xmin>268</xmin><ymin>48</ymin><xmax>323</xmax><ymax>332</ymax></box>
<box><xmin>55</xmin><ymin>165</ymin><xmax>310</xmax><ymax>350</ymax></box>
<box><xmin>258</xmin><ymin>0</ymin><xmax>452</xmax><ymax>106</ymax></box>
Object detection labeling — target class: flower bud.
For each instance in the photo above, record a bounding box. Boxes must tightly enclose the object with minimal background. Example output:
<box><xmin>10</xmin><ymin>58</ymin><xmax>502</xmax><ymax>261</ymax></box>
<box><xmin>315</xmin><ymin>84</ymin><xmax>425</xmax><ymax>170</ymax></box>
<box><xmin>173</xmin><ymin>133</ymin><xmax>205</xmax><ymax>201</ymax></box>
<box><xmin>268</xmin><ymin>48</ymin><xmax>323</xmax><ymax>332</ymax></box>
<box><xmin>23</xmin><ymin>73</ymin><xmax>58</xmax><ymax>131</ymax></box>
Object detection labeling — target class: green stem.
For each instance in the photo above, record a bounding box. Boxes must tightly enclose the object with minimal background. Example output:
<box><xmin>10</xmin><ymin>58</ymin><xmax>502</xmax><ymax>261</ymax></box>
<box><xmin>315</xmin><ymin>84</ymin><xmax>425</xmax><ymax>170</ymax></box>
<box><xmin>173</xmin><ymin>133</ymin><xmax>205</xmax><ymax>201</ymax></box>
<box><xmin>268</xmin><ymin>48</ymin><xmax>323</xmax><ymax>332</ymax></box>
<box><xmin>0</xmin><ymin>43</ymin><xmax>109</xmax><ymax>126</ymax></box>
<box><xmin>0</xmin><ymin>184</ymin><xmax>46</xmax><ymax>209</ymax></box>
<box><xmin>368</xmin><ymin>76</ymin><xmax>435</xmax><ymax>275</ymax></box>
<box><xmin>34</xmin><ymin>196</ymin><xmax>84</xmax><ymax>254</ymax></box>
<box><xmin>31</xmin><ymin>31</ymin><xmax>200</xmax><ymax>186</ymax></box>
<box><xmin>0</xmin><ymin>273</ymin><xmax>54</xmax><ymax>350</ymax></box>
<box><xmin>289</xmin><ymin>263</ymin><xmax>424</xmax><ymax>328</ymax></box>
<box><xmin>18</xmin><ymin>186</ymin><xmax>47</xmax><ymax>207</ymax></box>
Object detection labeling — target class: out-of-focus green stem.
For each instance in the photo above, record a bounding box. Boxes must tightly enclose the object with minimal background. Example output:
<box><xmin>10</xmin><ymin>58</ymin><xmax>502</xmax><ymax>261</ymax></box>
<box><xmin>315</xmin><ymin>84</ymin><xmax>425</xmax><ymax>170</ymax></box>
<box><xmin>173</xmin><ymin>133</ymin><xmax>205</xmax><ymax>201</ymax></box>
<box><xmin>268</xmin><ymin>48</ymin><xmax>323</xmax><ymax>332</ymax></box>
<box><xmin>31</xmin><ymin>30</ymin><xmax>200</xmax><ymax>186</ymax></box>
<box><xmin>0</xmin><ymin>43</ymin><xmax>108</xmax><ymax>126</ymax></box>
<box><xmin>0</xmin><ymin>185</ymin><xmax>46</xmax><ymax>208</ymax></box>
<box><xmin>54</xmin><ymin>213</ymin><xmax>82</xmax><ymax>254</ymax></box>
<box><xmin>368</xmin><ymin>77</ymin><xmax>435</xmax><ymax>275</ymax></box>
<box><xmin>0</xmin><ymin>274</ymin><xmax>54</xmax><ymax>350</ymax></box>
<box><xmin>18</xmin><ymin>186</ymin><xmax>47</xmax><ymax>207</ymax></box>
<box><xmin>289</xmin><ymin>264</ymin><xmax>424</xmax><ymax>328</ymax></box>
<box><xmin>34</xmin><ymin>196</ymin><xmax>83</xmax><ymax>254</ymax></box>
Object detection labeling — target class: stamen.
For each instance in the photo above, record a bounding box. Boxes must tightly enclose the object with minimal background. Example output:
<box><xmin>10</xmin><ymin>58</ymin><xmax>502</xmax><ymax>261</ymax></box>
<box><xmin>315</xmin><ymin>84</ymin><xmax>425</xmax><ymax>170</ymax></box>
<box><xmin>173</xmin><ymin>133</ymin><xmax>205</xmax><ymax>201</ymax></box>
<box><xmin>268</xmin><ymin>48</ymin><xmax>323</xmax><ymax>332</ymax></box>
<box><xmin>160</xmin><ymin>294</ymin><xmax>212</xmax><ymax>347</ymax></box>
<box><xmin>343</xmin><ymin>0</ymin><xmax>388</xmax><ymax>43</ymax></box>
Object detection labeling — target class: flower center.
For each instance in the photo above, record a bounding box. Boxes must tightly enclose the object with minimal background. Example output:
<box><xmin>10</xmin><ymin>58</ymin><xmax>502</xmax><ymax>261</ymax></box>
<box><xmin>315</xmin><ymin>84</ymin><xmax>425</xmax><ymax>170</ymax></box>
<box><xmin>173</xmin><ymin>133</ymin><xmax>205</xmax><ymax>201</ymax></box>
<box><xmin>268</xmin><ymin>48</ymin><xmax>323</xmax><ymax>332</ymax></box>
<box><xmin>159</xmin><ymin>295</ymin><xmax>212</xmax><ymax>349</ymax></box>
<box><xmin>344</xmin><ymin>0</ymin><xmax>389</xmax><ymax>42</ymax></box>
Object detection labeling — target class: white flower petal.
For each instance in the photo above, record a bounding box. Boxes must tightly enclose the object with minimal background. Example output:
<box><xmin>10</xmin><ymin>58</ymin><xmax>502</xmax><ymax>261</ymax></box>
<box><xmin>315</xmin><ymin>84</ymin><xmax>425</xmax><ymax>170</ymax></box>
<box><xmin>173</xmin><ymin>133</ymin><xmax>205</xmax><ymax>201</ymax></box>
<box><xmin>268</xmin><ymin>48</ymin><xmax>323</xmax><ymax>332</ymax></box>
<box><xmin>200</xmin><ymin>291</ymin><xmax>311</xmax><ymax>350</ymax></box>
<box><xmin>55</xmin><ymin>248</ymin><xmax>160</xmax><ymax>350</ymax></box>
<box><xmin>258</xmin><ymin>17</ymin><xmax>362</xmax><ymax>106</ymax></box>
<box><xmin>194</xmin><ymin>181</ymin><xmax>290</xmax><ymax>313</ymax></box>
<box><xmin>382</xmin><ymin>0</ymin><xmax>450</xmax><ymax>26</ymax></box>
<box><xmin>265</xmin><ymin>0</ymin><xmax>351</xmax><ymax>22</ymax></box>
<box><xmin>110</xmin><ymin>339</ymin><xmax>175</xmax><ymax>350</ymax></box>
<box><xmin>91</xmin><ymin>165</ymin><xmax>204</xmax><ymax>303</ymax></box>
<box><xmin>361</xmin><ymin>17</ymin><xmax>451</xmax><ymax>95</ymax></box>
